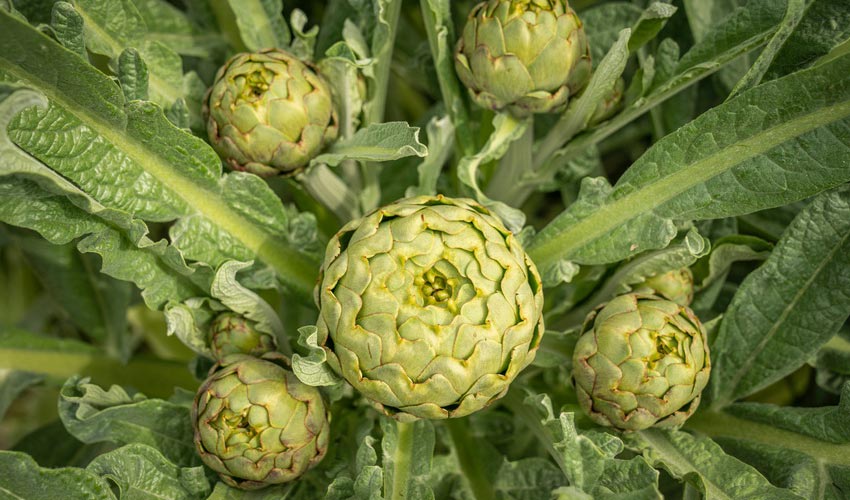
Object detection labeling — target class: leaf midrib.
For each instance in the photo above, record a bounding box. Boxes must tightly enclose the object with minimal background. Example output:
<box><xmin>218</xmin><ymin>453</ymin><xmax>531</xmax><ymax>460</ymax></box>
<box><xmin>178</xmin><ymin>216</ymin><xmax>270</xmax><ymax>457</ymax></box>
<box><xmin>686</xmin><ymin>411</ymin><xmax>850</xmax><ymax>467</ymax></box>
<box><xmin>720</xmin><ymin>222</ymin><xmax>850</xmax><ymax>405</ymax></box>
<box><xmin>1</xmin><ymin>53</ymin><xmax>318</xmax><ymax>300</ymax></box>
<box><xmin>528</xmin><ymin>98</ymin><xmax>850</xmax><ymax>268</ymax></box>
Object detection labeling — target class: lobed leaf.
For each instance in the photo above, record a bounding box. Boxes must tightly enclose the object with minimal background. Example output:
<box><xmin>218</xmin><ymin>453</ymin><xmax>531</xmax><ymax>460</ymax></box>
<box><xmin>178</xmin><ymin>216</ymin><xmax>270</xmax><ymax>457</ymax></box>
<box><xmin>87</xmin><ymin>443</ymin><xmax>210</xmax><ymax>500</ymax></box>
<box><xmin>0</xmin><ymin>451</ymin><xmax>115</xmax><ymax>499</ymax></box>
<box><xmin>59</xmin><ymin>376</ymin><xmax>198</xmax><ymax>467</ymax></box>
<box><xmin>709</xmin><ymin>185</ymin><xmax>850</xmax><ymax>406</ymax></box>
<box><xmin>529</xmin><ymin>53</ymin><xmax>850</xmax><ymax>272</ymax></box>
<box><xmin>0</xmin><ymin>10</ymin><xmax>320</xmax><ymax>302</ymax></box>
<box><xmin>628</xmin><ymin>429</ymin><xmax>803</xmax><ymax>499</ymax></box>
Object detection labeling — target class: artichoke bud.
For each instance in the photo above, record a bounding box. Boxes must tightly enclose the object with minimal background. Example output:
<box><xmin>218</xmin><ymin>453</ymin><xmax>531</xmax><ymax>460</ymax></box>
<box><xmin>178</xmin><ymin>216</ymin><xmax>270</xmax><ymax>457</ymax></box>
<box><xmin>572</xmin><ymin>294</ymin><xmax>710</xmax><ymax>431</ymax></box>
<box><xmin>192</xmin><ymin>353</ymin><xmax>330</xmax><ymax>489</ymax></box>
<box><xmin>209</xmin><ymin>312</ymin><xmax>277</xmax><ymax>360</ymax></box>
<box><xmin>633</xmin><ymin>268</ymin><xmax>695</xmax><ymax>306</ymax></box>
<box><xmin>315</xmin><ymin>195</ymin><xmax>545</xmax><ymax>421</ymax></box>
<box><xmin>204</xmin><ymin>48</ymin><xmax>339</xmax><ymax>177</ymax></box>
<box><xmin>454</xmin><ymin>0</ymin><xmax>592</xmax><ymax>116</ymax></box>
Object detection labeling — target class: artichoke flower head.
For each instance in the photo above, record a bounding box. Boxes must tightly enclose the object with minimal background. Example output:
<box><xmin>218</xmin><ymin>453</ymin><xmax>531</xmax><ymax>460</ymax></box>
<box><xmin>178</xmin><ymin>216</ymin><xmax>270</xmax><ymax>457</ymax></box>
<box><xmin>192</xmin><ymin>353</ymin><xmax>330</xmax><ymax>489</ymax></box>
<box><xmin>208</xmin><ymin>312</ymin><xmax>277</xmax><ymax>360</ymax></box>
<box><xmin>572</xmin><ymin>294</ymin><xmax>711</xmax><ymax>431</ymax></box>
<box><xmin>205</xmin><ymin>48</ymin><xmax>339</xmax><ymax>177</ymax></box>
<box><xmin>455</xmin><ymin>0</ymin><xmax>591</xmax><ymax>116</ymax></box>
<box><xmin>633</xmin><ymin>267</ymin><xmax>695</xmax><ymax>307</ymax></box>
<box><xmin>316</xmin><ymin>196</ymin><xmax>545</xmax><ymax>421</ymax></box>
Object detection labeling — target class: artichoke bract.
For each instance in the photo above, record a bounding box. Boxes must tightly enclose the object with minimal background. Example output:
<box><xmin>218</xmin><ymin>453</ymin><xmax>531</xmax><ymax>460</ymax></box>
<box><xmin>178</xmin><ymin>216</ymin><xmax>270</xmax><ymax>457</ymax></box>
<box><xmin>316</xmin><ymin>195</ymin><xmax>544</xmax><ymax>421</ymax></box>
<box><xmin>209</xmin><ymin>312</ymin><xmax>276</xmax><ymax>360</ymax></box>
<box><xmin>454</xmin><ymin>0</ymin><xmax>591</xmax><ymax>116</ymax></box>
<box><xmin>572</xmin><ymin>294</ymin><xmax>710</xmax><ymax>431</ymax></box>
<box><xmin>633</xmin><ymin>268</ymin><xmax>695</xmax><ymax>306</ymax></box>
<box><xmin>205</xmin><ymin>48</ymin><xmax>339</xmax><ymax>177</ymax></box>
<box><xmin>192</xmin><ymin>354</ymin><xmax>330</xmax><ymax>489</ymax></box>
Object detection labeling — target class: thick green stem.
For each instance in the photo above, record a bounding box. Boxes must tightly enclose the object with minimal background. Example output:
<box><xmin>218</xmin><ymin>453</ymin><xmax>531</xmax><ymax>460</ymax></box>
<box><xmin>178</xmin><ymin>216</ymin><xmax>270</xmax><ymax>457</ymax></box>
<box><xmin>501</xmin><ymin>391</ymin><xmax>574</xmax><ymax>481</ymax></box>
<box><xmin>485</xmin><ymin>120</ymin><xmax>534</xmax><ymax>206</ymax></box>
<box><xmin>389</xmin><ymin>420</ymin><xmax>415</xmax><ymax>500</ymax></box>
<box><xmin>340</xmin><ymin>159</ymin><xmax>362</xmax><ymax>194</ymax></box>
<box><xmin>518</xmin><ymin>56</ymin><xmax>736</xmax><ymax>212</ymax></box>
<box><xmin>360</xmin><ymin>0</ymin><xmax>403</xmax><ymax>212</ymax></box>
<box><xmin>533</xmin><ymin>110</ymin><xmax>588</xmax><ymax>173</ymax></box>
<box><xmin>365</xmin><ymin>0</ymin><xmax>403</xmax><ymax>126</ymax></box>
<box><xmin>337</xmin><ymin>66</ymin><xmax>363</xmax><ymax>194</ymax></box>
<box><xmin>297</xmin><ymin>164</ymin><xmax>361</xmax><ymax>222</ymax></box>
<box><xmin>685</xmin><ymin>411</ymin><xmax>850</xmax><ymax>466</ymax></box>
<box><xmin>445</xmin><ymin>418</ymin><xmax>496</xmax><ymax>500</ymax></box>
<box><xmin>0</xmin><ymin>348</ymin><xmax>197</xmax><ymax>398</ymax></box>
<box><xmin>419</xmin><ymin>0</ymin><xmax>476</xmax><ymax>157</ymax></box>
<box><xmin>208</xmin><ymin>0</ymin><xmax>248</xmax><ymax>52</ymax></box>
<box><xmin>532</xmin><ymin>63</ymin><xmax>727</xmax><ymax>178</ymax></box>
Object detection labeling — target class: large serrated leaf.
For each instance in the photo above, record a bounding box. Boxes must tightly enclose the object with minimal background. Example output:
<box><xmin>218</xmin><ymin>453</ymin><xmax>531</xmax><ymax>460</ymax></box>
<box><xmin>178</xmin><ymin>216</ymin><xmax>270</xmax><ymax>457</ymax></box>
<box><xmin>59</xmin><ymin>376</ymin><xmax>198</xmax><ymax>467</ymax></box>
<box><xmin>709</xmin><ymin>185</ymin><xmax>850</xmax><ymax>407</ymax></box>
<box><xmin>628</xmin><ymin>429</ymin><xmax>804</xmax><ymax>499</ymax></box>
<box><xmin>0</xmin><ymin>90</ymin><xmax>208</xmax><ymax>309</ymax></box>
<box><xmin>0</xmin><ymin>450</ymin><xmax>115</xmax><ymax>500</ymax></box>
<box><xmin>528</xmin><ymin>53</ymin><xmax>850</xmax><ymax>271</ymax></box>
<box><xmin>0</xmin><ymin>10</ymin><xmax>320</xmax><ymax>301</ymax></box>
<box><xmin>87</xmin><ymin>443</ymin><xmax>210</xmax><ymax>500</ymax></box>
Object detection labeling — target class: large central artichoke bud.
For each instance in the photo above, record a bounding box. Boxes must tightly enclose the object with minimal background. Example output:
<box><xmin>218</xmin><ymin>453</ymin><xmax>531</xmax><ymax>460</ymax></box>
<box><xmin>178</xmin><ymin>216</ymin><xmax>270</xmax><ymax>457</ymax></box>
<box><xmin>316</xmin><ymin>195</ymin><xmax>544</xmax><ymax>421</ymax></box>
<box><xmin>205</xmin><ymin>48</ymin><xmax>339</xmax><ymax>177</ymax></box>
<box><xmin>192</xmin><ymin>354</ymin><xmax>330</xmax><ymax>489</ymax></box>
<box><xmin>455</xmin><ymin>0</ymin><xmax>591</xmax><ymax>116</ymax></box>
<box><xmin>572</xmin><ymin>294</ymin><xmax>710</xmax><ymax>431</ymax></box>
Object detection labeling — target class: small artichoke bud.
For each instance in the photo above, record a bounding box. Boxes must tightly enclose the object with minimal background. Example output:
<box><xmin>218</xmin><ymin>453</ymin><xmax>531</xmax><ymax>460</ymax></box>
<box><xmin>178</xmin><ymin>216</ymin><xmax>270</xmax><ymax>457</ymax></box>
<box><xmin>633</xmin><ymin>268</ymin><xmax>695</xmax><ymax>306</ymax></box>
<box><xmin>572</xmin><ymin>294</ymin><xmax>711</xmax><ymax>431</ymax></box>
<box><xmin>316</xmin><ymin>195</ymin><xmax>545</xmax><ymax>421</ymax></box>
<box><xmin>454</xmin><ymin>0</ymin><xmax>592</xmax><ymax>116</ymax></box>
<box><xmin>204</xmin><ymin>48</ymin><xmax>339</xmax><ymax>177</ymax></box>
<box><xmin>192</xmin><ymin>354</ymin><xmax>330</xmax><ymax>489</ymax></box>
<box><xmin>209</xmin><ymin>313</ymin><xmax>276</xmax><ymax>360</ymax></box>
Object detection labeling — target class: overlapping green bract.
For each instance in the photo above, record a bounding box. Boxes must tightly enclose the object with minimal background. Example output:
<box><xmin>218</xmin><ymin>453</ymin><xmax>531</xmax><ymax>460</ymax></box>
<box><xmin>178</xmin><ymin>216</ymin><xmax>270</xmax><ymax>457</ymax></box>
<box><xmin>209</xmin><ymin>313</ymin><xmax>277</xmax><ymax>360</ymax></box>
<box><xmin>192</xmin><ymin>354</ymin><xmax>330</xmax><ymax>489</ymax></box>
<box><xmin>572</xmin><ymin>294</ymin><xmax>710</xmax><ymax>431</ymax></box>
<box><xmin>205</xmin><ymin>48</ymin><xmax>339</xmax><ymax>177</ymax></box>
<box><xmin>454</xmin><ymin>0</ymin><xmax>591</xmax><ymax>116</ymax></box>
<box><xmin>316</xmin><ymin>195</ymin><xmax>544</xmax><ymax>421</ymax></box>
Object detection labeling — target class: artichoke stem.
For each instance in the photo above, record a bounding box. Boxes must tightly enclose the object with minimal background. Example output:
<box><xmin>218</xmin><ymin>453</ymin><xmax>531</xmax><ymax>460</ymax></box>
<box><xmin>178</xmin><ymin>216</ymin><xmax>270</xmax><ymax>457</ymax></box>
<box><xmin>485</xmin><ymin>119</ymin><xmax>534</xmax><ymax>207</ymax></box>
<box><xmin>340</xmin><ymin>159</ymin><xmax>363</xmax><ymax>193</ymax></box>
<box><xmin>418</xmin><ymin>0</ymin><xmax>475</xmax><ymax>157</ymax></box>
<box><xmin>364</xmin><ymin>0</ymin><xmax>403</xmax><ymax>126</ymax></box>
<box><xmin>297</xmin><ymin>164</ymin><xmax>361</xmax><ymax>222</ymax></box>
<box><xmin>445</xmin><ymin>419</ymin><xmax>497</xmax><ymax>500</ymax></box>
<box><xmin>388</xmin><ymin>420</ymin><xmax>416</xmax><ymax>500</ymax></box>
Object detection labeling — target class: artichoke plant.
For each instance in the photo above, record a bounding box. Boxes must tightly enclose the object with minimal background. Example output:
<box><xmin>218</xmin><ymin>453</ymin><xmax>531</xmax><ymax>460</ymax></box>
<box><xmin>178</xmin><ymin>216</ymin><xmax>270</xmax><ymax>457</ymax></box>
<box><xmin>315</xmin><ymin>195</ymin><xmax>544</xmax><ymax>421</ymax></box>
<box><xmin>454</xmin><ymin>0</ymin><xmax>592</xmax><ymax>116</ymax></box>
<box><xmin>204</xmin><ymin>48</ymin><xmax>339</xmax><ymax>177</ymax></box>
<box><xmin>209</xmin><ymin>312</ymin><xmax>277</xmax><ymax>360</ymax></box>
<box><xmin>633</xmin><ymin>268</ymin><xmax>695</xmax><ymax>306</ymax></box>
<box><xmin>572</xmin><ymin>294</ymin><xmax>710</xmax><ymax>431</ymax></box>
<box><xmin>192</xmin><ymin>354</ymin><xmax>330</xmax><ymax>489</ymax></box>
